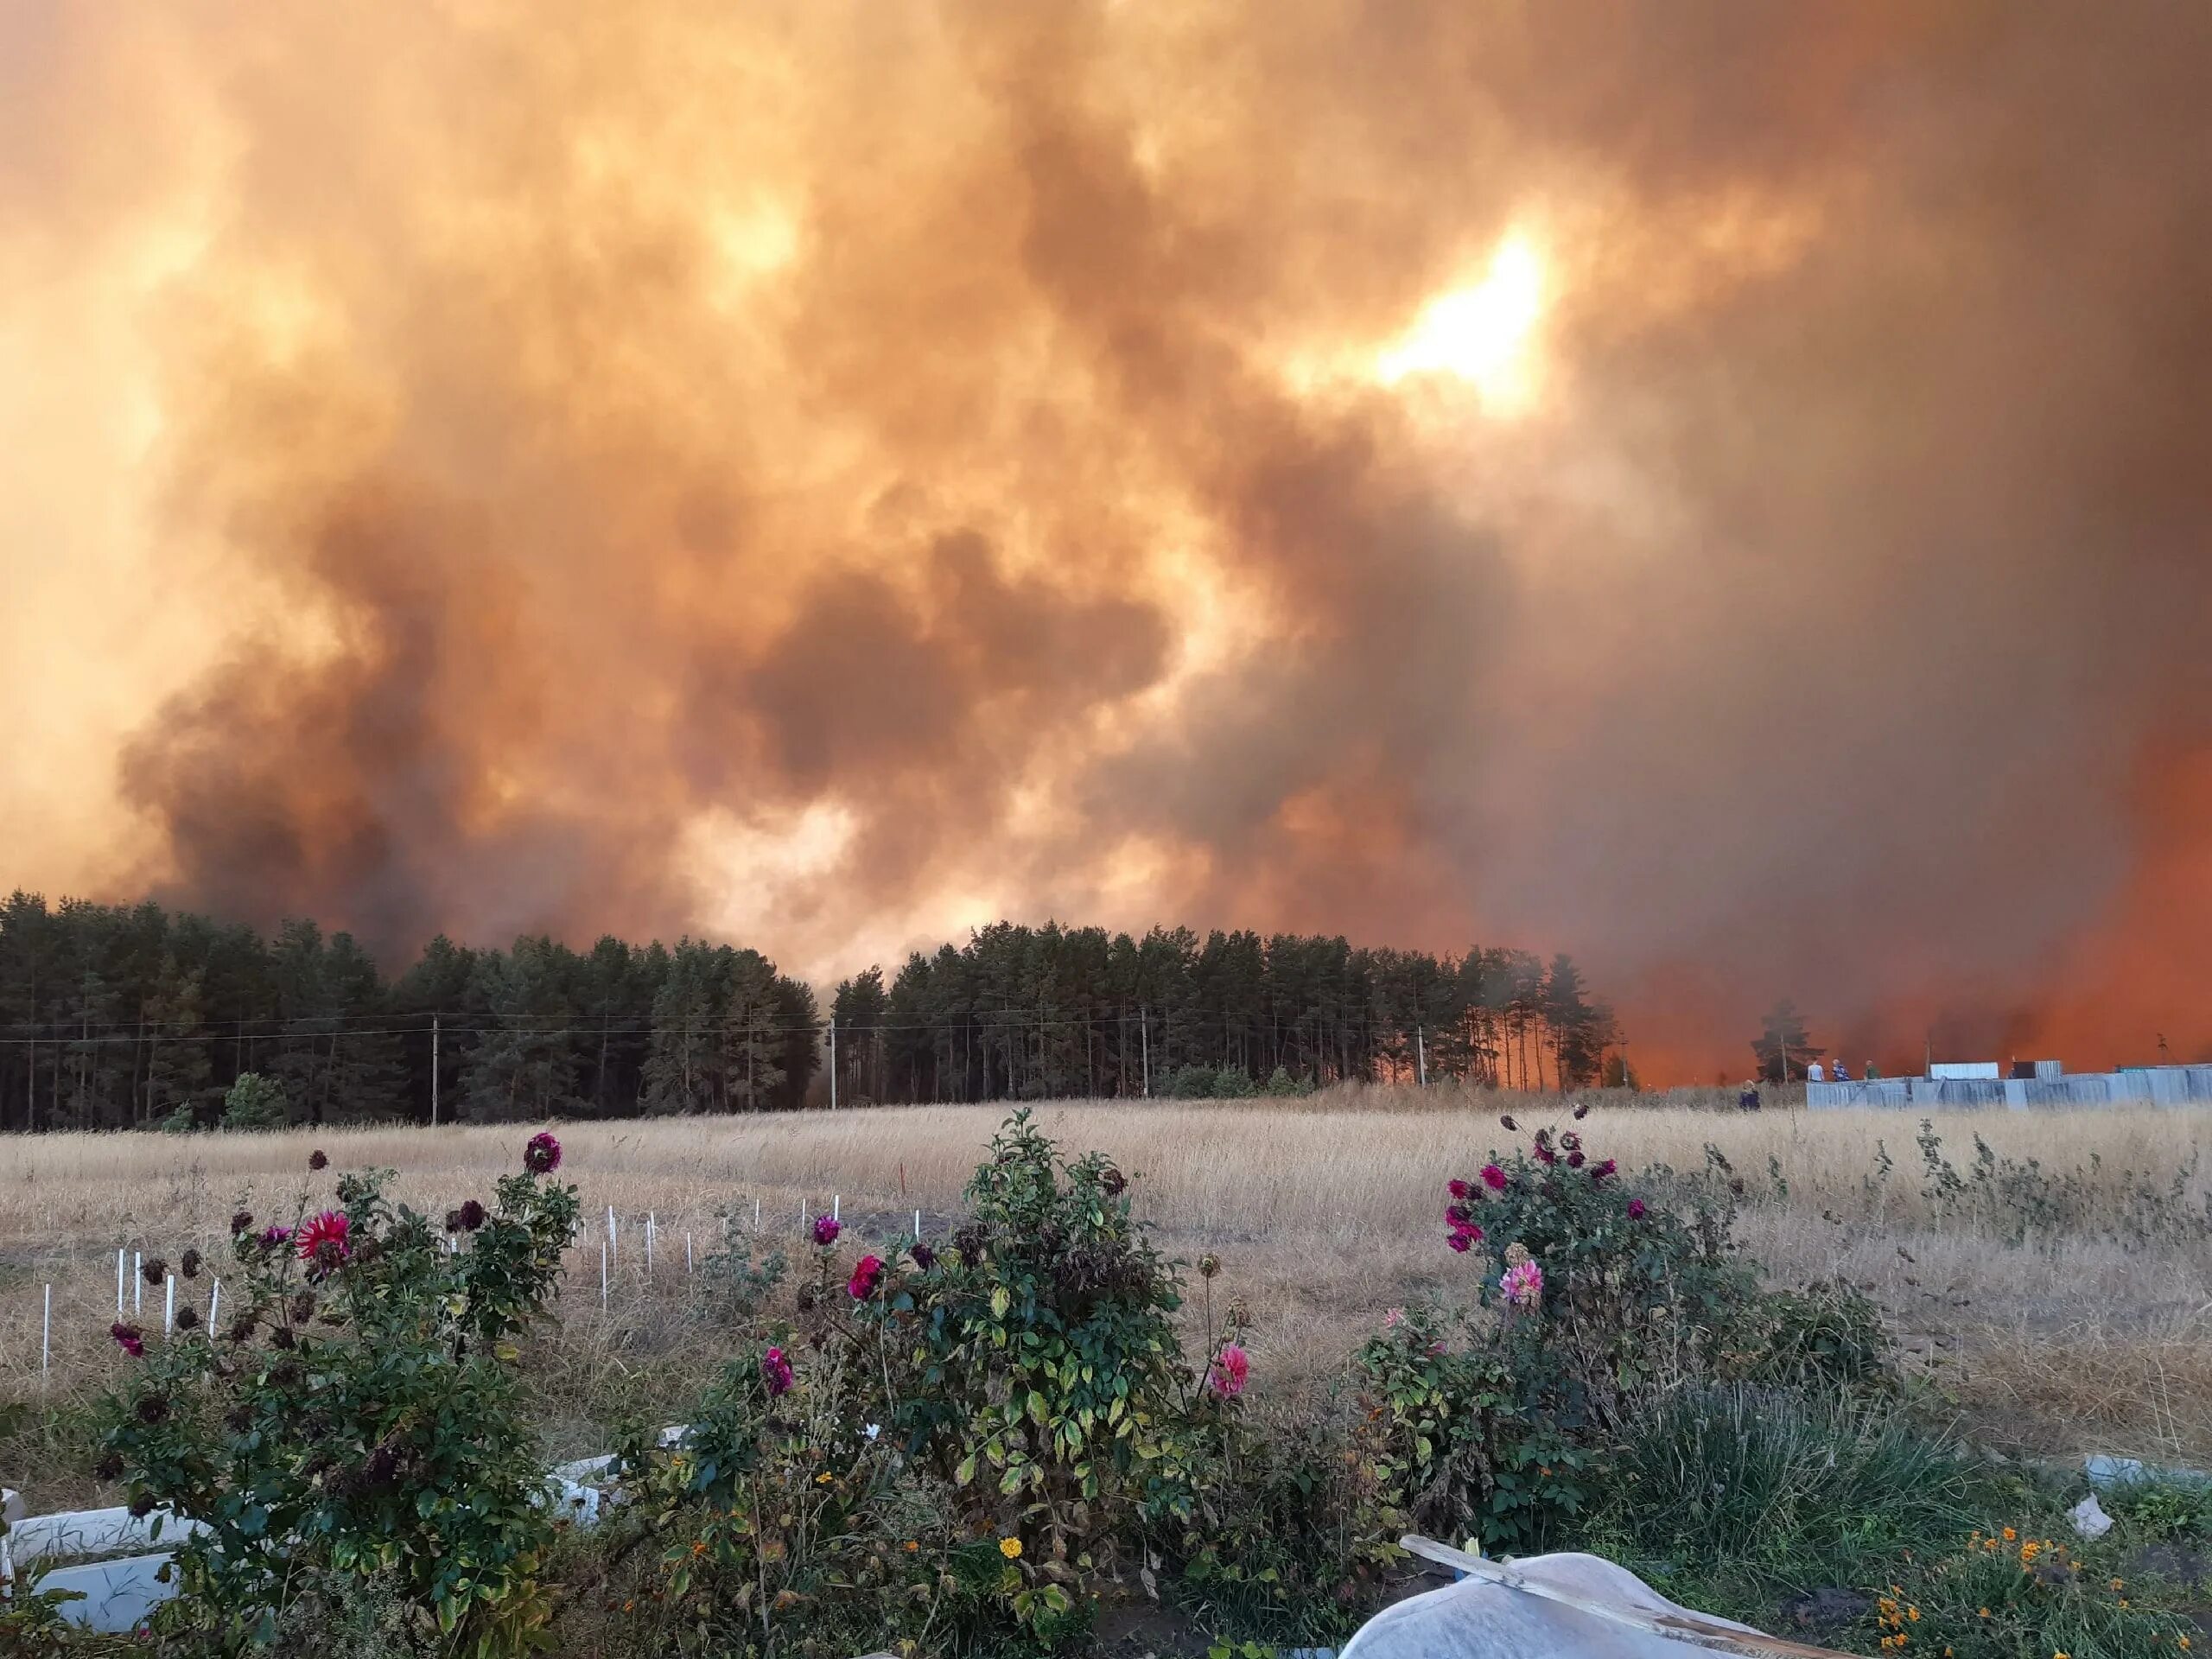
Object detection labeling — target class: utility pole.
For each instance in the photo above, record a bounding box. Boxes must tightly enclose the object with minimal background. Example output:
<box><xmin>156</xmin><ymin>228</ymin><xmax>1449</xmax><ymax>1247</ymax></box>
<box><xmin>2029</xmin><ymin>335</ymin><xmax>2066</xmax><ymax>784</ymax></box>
<box><xmin>830</xmin><ymin>1017</ymin><xmax>838</xmax><ymax>1110</ymax></box>
<box><xmin>1141</xmin><ymin>1007</ymin><xmax>1151</xmax><ymax>1099</ymax></box>
<box><xmin>1416</xmin><ymin>1026</ymin><xmax>1427</xmax><ymax>1088</ymax></box>
<box><xmin>431</xmin><ymin>1015</ymin><xmax>440</xmax><ymax>1127</ymax></box>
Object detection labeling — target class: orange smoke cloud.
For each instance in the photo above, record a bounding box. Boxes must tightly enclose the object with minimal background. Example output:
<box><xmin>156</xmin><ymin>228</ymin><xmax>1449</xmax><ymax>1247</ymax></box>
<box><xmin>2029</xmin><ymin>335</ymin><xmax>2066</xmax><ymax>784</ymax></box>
<box><xmin>3</xmin><ymin>1</ymin><xmax>2207</xmax><ymax>1077</ymax></box>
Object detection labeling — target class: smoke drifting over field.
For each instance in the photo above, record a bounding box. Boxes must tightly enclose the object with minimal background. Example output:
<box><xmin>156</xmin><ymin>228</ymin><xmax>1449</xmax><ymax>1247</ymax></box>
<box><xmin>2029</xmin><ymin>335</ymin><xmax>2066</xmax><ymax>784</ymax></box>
<box><xmin>3</xmin><ymin>2</ymin><xmax>2208</xmax><ymax>1071</ymax></box>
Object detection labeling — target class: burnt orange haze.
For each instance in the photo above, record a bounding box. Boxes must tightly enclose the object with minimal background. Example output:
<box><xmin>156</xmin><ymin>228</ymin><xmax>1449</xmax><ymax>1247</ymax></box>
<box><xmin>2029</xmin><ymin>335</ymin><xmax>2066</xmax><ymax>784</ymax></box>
<box><xmin>3</xmin><ymin>2</ymin><xmax>2209</xmax><ymax>1077</ymax></box>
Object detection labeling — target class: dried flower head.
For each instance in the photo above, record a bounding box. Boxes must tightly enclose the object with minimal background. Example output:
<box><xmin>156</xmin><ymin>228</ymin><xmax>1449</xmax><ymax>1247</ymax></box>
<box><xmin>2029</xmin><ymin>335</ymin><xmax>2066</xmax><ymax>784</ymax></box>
<box><xmin>129</xmin><ymin>1494</ymin><xmax>156</xmax><ymax>1519</ymax></box>
<box><xmin>1499</xmin><ymin>1115</ymin><xmax>1518</xmax><ymax>1132</ymax></box>
<box><xmin>111</xmin><ymin>1321</ymin><xmax>145</xmax><ymax>1357</ymax></box>
<box><xmin>1100</xmin><ymin>1166</ymin><xmax>1127</xmax><ymax>1198</ymax></box>
<box><xmin>142</xmin><ymin>1257</ymin><xmax>167</xmax><ymax>1286</ymax></box>
<box><xmin>308</xmin><ymin>1149</ymin><xmax>329</xmax><ymax>1172</ymax></box>
<box><xmin>176</xmin><ymin>1306</ymin><xmax>201</xmax><ymax>1332</ymax></box>
<box><xmin>761</xmin><ymin>1345</ymin><xmax>794</xmax><ymax>1395</ymax></box>
<box><xmin>136</xmin><ymin>1393</ymin><xmax>170</xmax><ymax>1425</ymax></box>
<box><xmin>458</xmin><ymin>1198</ymin><xmax>486</xmax><ymax>1230</ymax></box>
<box><xmin>230</xmin><ymin>1210</ymin><xmax>254</xmax><ymax>1236</ymax></box>
<box><xmin>93</xmin><ymin>1450</ymin><xmax>124</xmax><ymax>1482</ymax></box>
<box><xmin>180</xmin><ymin>1249</ymin><xmax>202</xmax><ymax>1280</ymax></box>
<box><xmin>1198</xmin><ymin>1253</ymin><xmax>1221</xmax><ymax>1280</ymax></box>
<box><xmin>1573</xmin><ymin>1102</ymin><xmax>1590</xmax><ymax>1120</ymax></box>
<box><xmin>1503</xmin><ymin>1242</ymin><xmax>1532</xmax><ymax>1268</ymax></box>
<box><xmin>909</xmin><ymin>1241</ymin><xmax>936</xmax><ymax>1270</ymax></box>
<box><xmin>524</xmin><ymin>1131</ymin><xmax>562</xmax><ymax>1174</ymax></box>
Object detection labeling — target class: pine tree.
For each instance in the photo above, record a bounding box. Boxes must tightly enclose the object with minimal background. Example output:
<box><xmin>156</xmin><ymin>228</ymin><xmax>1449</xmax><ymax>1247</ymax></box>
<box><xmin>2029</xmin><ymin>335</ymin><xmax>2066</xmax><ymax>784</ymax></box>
<box><xmin>1752</xmin><ymin>1000</ymin><xmax>1822</xmax><ymax>1083</ymax></box>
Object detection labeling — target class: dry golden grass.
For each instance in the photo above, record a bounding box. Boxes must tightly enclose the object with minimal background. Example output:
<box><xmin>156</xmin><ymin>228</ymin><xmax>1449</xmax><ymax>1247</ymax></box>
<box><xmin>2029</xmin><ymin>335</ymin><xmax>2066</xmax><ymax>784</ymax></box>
<box><xmin>4</xmin><ymin>1088</ymin><xmax>2209</xmax><ymax>1510</ymax></box>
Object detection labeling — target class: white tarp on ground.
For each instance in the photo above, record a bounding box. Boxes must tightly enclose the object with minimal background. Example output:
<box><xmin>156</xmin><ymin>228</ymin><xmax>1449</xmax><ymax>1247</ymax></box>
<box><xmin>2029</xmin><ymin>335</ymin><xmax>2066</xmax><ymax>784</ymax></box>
<box><xmin>1347</xmin><ymin>1542</ymin><xmax>1837</xmax><ymax>1659</ymax></box>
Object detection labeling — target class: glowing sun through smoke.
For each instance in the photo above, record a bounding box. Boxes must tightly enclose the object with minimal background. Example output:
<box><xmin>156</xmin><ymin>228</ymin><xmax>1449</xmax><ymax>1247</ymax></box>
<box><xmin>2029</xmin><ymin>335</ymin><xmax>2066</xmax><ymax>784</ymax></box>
<box><xmin>1375</xmin><ymin>233</ymin><xmax>1546</xmax><ymax>410</ymax></box>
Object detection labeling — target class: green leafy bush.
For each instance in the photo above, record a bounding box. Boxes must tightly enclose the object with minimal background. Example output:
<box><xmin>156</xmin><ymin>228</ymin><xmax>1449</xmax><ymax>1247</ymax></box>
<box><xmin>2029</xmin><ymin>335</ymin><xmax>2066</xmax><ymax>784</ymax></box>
<box><xmin>1352</xmin><ymin>1303</ymin><xmax>1592</xmax><ymax>1555</ymax></box>
<box><xmin>220</xmin><ymin>1072</ymin><xmax>290</xmax><ymax>1131</ymax></box>
<box><xmin>92</xmin><ymin>1135</ymin><xmax>579</xmax><ymax>1656</ymax></box>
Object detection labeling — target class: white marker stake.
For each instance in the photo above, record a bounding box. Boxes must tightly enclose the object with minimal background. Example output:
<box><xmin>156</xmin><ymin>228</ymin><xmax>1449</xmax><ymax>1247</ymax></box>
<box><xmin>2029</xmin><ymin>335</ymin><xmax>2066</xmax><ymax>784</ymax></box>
<box><xmin>164</xmin><ymin>1274</ymin><xmax>175</xmax><ymax>1336</ymax></box>
<box><xmin>914</xmin><ymin>1209</ymin><xmax>921</xmax><ymax>1238</ymax></box>
<box><xmin>134</xmin><ymin>1253</ymin><xmax>143</xmax><ymax>1315</ymax></box>
<box><xmin>685</xmin><ymin>1233</ymin><xmax>694</xmax><ymax>1274</ymax></box>
<box><xmin>601</xmin><ymin>1241</ymin><xmax>609</xmax><ymax>1308</ymax></box>
<box><xmin>117</xmin><ymin>1249</ymin><xmax>125</xmax><ymax>1315</ymax></box>
<box><xmin>607</xmin><ymin>1206</ymin><xmax>618</xmax><ymax>1273</ymax></box>
<box><xmin>645</xmin><ymin>1214</ymin><xmax>655</xmax><ymax>1279</ymax></box>
<box><xmin>42</xmin><ymin>1284</ymin><xmax>52</xmax><ymax>1376</ymax></box>
<box><xmin>753</xmin><ymin>1197</ymin><xmax>760</xmax><ymax>1230</ymax></box>
<box><xmin>208</xmin><ymin>1279</ymin><xmax>221</xmax><ymax>1334</ymax></box>
<box><xmin>833</xmin><ymin>1194</ymin><xmax>840</xmax><ymax>1222</ymax></box>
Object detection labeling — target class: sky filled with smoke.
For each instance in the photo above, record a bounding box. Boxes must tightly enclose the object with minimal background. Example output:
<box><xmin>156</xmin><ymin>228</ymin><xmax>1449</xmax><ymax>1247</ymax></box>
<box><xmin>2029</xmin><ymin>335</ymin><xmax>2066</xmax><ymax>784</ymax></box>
<box><xmin>3</xmin><ymin>1</ymin><xmax>2207</xmax><ymax>1076</ymax></box>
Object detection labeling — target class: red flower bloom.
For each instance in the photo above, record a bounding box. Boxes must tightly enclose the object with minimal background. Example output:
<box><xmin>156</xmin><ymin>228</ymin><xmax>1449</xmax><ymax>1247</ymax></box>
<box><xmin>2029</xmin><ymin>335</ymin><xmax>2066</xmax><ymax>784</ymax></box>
<box><xmin>524</xmin><ymin>1131</ymin><xmax>562</xmax><ymax>1174</ymax></box>
<box><xmin>1627</xmin><ymin>1198</ymin><xmax>1647</xmax><ymax>1219</ymax></box>
<box><xmin>1591</xmin><ymin>1159</ymin><xmax>1618</xmax><ymax>1183</ymax></box>
<box><xmin>813</xmin><ymin>1214</ymin><xmax>842</xmax><ymax>1248</ymax></box>
<box><xmin>761</xmin><ymin>1345</ymin><xmax>794</xmax><ymax>1396</ymax></box>
<box><xmin>111</xmin><ymin>1321</ymin><xmax>145</xmax><ymax>1358</ymax></box>
<box><xmin>847</xmin><ymin>1253</ymin><xmax>886</xmax><ymax>1299</ymax></box>
<box><xmin>1533</xmin><ymin>1142</ymin><xmax>1557</xmax><ymax>1166</ymax></box>
<box><xmin>297</xmin><ymin>1210</ymin><xmax>352</xmax><ymax>1276</ymax></box>
<box><xmin>1447</xmin><ymin>1179</ymin><xmax>1471</xmax><ymax>1200</ymax></box>
<box><xmin>1480</xmin><ymin>1164</ymin><xmax>1508</xmax><ymax>1192</ymax></box>
<box><xmin>1446</xmin><ymin>1222</ymin><xmax>1483</xmax><ymax>1252</ymax></box>
<box><xmin>1566</xmin><ymin>1150</ymin><xmax>1586</xmax><ymax>1169</ymax></box>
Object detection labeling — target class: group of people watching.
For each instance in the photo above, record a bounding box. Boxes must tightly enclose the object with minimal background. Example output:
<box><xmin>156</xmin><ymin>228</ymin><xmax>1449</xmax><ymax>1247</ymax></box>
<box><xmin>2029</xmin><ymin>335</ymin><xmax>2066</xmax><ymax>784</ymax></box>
<box><xmin>1802</xmin><ymin>1059</ymin><xmax>1879</xmax><ymax>1084</ymax></box>
<box><xmin>1733</xmin><ymin>1058</ymin><xmax>1882</xmax><ymax>1109</ymax></box>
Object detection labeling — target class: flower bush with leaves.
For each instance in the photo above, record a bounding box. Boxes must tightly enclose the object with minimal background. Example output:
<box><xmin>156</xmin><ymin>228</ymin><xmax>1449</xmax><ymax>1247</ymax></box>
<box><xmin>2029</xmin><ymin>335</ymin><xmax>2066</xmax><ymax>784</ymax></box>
<box><xmin>90</xmin><ymin>1139</ymin><xmax>580</xmax><ymax>1656</ymax></box>
<box><xmin>1444</xmin><ymin>1117</ymin><xmax>1759</xmax><ymax>1410</ymax></box>
<box><xmin>860</xmin><ymin>1111</ymin><xmax>1197</xmax><ymax>1565</ymax></box>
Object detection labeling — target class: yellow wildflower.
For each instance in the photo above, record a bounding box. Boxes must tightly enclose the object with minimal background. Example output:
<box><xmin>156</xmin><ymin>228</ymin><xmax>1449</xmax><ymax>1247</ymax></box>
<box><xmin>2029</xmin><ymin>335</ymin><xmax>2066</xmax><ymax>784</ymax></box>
<box><xmin>904</xmin><ymin>1540</ymin><xmax>918</xmax><ymax>1552</ymax></box>
<box><xmin>2002</xmin><ymin>1527</ymin><xmax>2018</xmax><ymax>1541</ymax></box>
<box><xmin>816</xmin><ymin>1471</ymin><xmax>834</xmax><ymax>1485</ymax></box>
<box><xmin>1908</xmin><ymin>1608</ymin><xmax>1920</xmax><ymax>1622</ymax></box>
<box><xmin>999</xmin><ymin>1536</ymin><xmax>1023</xmax><ymax>1560</ymax></box>
<box><xmin>1979</xmin><ymin>1608</ymin><xmax>1991</xmax><ymax>1618</ymax></box>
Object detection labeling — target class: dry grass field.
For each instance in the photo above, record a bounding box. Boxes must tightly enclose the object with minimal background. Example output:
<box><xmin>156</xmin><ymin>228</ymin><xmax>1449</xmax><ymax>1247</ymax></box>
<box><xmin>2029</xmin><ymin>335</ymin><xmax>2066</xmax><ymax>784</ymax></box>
<box><xmin>5</xmin><ymin>1086</ymin><xmax>2209</xmax><ymax>1512</ymax></box>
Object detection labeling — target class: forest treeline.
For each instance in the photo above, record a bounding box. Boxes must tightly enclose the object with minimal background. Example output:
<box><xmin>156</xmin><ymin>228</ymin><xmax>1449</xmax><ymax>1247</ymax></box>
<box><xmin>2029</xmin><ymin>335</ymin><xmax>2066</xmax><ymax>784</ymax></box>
<box><xmin>0</xmin><ymin>893</ymin><xmax>1620</xmax><ymax>1132</ymax></box>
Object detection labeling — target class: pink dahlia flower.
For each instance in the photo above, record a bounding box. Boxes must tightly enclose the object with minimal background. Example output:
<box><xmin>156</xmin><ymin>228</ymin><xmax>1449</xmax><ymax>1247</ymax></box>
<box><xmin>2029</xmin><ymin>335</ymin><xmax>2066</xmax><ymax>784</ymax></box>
<box><xmin>1501</xmin><ymin>1258</ymin><xmax>1544</xmax><ymax>1309</ymax></box>
<box><xmin>1207</xmin><ymin>1342</ymin><xmax>1249</xmax><ymax>1399</ymax></box>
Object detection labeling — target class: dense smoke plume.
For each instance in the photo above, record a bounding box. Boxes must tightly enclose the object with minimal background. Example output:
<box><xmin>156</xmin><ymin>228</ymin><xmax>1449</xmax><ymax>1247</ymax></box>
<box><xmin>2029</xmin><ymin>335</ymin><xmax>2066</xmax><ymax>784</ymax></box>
<box><xmin>3</xmin><ymin>1</ymin><xmax>2208</xmax><ymax>1074</ymax></box>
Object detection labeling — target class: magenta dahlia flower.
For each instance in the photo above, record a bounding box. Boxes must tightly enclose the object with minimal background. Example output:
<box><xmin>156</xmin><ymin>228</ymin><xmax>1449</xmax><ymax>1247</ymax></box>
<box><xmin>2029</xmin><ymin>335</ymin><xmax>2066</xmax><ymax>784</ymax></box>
<box><xmin>1627</xmin><ymin>1198</ymin><xmax>1647</xmax><ymax>1219</ymax></box>
<box><xmin>297</xmin><ymin>1210</ymin><xmax>352</xmax><ymax>1276</ymax></box>
<box><xmin>847</xmin><ymin>1253</ymin><xmax>886</xmax><ymax>1300</ymax></box>
<box><xmin>812</xmin><ymin>1214</ymin><xmax>842</xmax><ymax>1248</ymax></box>
<box><xmin>1480</xmin><ymin>1163</ymin><xmax>1508</xmax><ymax>1192</ymax></box>
<box><xmin>761</xmin><ymin>1345</ymin><xmax>794</xmax><ymax>1396</ymax></box>
<box><xmin>1207</xmin><ymin>1342</ymin><xmax>1249</xmax><ymax>1399</ymax></box>
<box><xmin>1447</xmin><ymin>1178</ymin><xmax>1471</xmax><ymax>1200</ymax></box>
<box><xmin>111</xmin><ymin>1321</ymin><xmax>145</xmax><ymax>1358</ymax></box>
<box><xmin>1592</xmin><ymin>1159</ymin><xmax>1618</xmax><ymax>1183</ymax></box>
<box><xmin>523</xmin><ymin>1131</ymin><xmax>562</xmax><ymax>1174</ymax></box>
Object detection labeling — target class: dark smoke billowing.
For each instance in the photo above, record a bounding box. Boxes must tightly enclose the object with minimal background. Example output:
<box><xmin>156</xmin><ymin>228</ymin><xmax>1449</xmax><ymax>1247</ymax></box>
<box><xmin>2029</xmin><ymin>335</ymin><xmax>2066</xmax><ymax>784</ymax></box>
<box><xmin>6</xmin><ymin>1</ymin><xmax>2209</xmax><ymax>1073</ymax></box>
